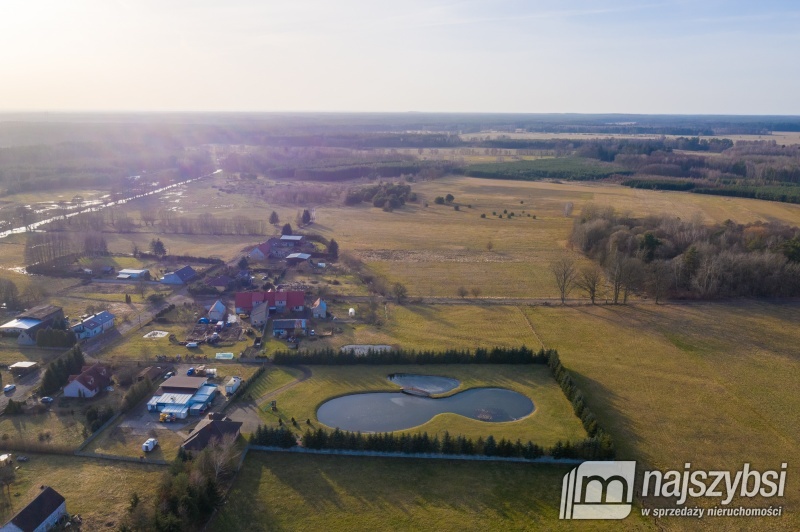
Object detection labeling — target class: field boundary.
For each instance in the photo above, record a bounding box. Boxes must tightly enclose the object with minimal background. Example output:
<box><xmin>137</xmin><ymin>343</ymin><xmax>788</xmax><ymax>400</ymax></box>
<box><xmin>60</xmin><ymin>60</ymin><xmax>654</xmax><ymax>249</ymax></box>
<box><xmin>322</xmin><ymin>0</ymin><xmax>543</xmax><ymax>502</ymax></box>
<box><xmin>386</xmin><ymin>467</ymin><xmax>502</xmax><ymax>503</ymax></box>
<box><xmin>244</xmin><ymin>444</ymin><xmax>584</xmax><ymax>464</ymax></box>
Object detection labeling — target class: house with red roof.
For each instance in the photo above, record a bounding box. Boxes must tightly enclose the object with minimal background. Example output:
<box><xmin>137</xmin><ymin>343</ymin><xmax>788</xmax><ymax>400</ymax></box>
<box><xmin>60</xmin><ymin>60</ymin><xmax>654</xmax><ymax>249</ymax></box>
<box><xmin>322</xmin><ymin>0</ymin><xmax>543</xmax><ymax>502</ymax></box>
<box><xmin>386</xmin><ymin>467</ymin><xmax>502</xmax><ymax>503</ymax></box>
<box><xmin>63</xmin><ymin>363</ymin><xmax>113</xmax><ymax>398</ymax></box>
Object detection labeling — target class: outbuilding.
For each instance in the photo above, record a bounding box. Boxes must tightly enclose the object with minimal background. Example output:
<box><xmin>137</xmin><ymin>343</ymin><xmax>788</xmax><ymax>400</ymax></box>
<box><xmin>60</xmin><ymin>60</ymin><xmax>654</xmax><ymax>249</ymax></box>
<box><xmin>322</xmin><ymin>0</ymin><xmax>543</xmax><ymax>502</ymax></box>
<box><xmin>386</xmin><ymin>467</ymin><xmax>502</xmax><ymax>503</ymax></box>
<box><xmin>117</xmin><ymin>269</ymin><xmax>150</xmax><ymax>280</ymax></box>
<box><xmin>225</xmin><ymin>376</ymin><xmax>242</xmax><ymax>395</ymax></box>
<box><xmin>0</xmin><ymin>486</ymin><xmax>67</xmax><ymax>532</ymax></box>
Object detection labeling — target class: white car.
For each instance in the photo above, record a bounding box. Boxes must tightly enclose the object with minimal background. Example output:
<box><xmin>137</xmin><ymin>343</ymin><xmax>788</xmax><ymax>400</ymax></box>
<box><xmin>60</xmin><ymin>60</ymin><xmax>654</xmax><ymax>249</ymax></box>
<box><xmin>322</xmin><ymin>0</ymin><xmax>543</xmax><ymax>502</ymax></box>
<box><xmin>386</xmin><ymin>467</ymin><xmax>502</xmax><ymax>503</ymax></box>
<box><xmin>3</xmin><ymin>384</ymin><xmax>15</xmax><ymax>393</ymax></box>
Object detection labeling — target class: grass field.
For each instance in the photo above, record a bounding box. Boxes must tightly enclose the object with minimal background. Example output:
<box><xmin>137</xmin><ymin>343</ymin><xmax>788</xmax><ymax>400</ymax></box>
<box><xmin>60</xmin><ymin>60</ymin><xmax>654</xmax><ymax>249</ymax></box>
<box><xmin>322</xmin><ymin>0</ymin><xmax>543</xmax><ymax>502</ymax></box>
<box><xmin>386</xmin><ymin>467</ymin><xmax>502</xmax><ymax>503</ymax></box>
<box><xmin>242</xmin><ymin>365</ymin><xmax>303</xmax><ymax>400</ymax></box>
<box><xmin>259</xmin><ymin>364</ymin><xmax>586</xmax><ymax>447</ymax></box>
<box><xmin>0</xmin><ymin>454</ymin><xmax>164</xmax><ymax>531</ymax></box>
<box><xmin>524</xmin><ymin>301</ymin><xmax>800</xmax><ymax>530</ymax></box>
<box><xmin>212</xmin><ymin>452</ymin><xmax>655</xmax><ymax>532</ymax></box>
<box><xmin>288</xmin><ymin>303</ymin><xmax>543</xmax><ymax>354</ymax></box>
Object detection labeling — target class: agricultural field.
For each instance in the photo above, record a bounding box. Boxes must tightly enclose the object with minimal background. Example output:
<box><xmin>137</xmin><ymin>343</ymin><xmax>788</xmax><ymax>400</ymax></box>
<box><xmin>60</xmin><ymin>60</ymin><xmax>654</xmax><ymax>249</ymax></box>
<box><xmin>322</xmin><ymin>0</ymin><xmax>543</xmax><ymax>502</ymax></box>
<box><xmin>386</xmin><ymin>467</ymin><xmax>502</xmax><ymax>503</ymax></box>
<box><xmin>525</xmin><ymin>301</ymin><xmax>800</xmax><ymax>530</ymax></box>
<box><xmin>257</xmin><ymin>364</ymin><xmax>586</xmax><ymax>446</ymax></box>
<box><xmin>213</xmin><ymin>453</ymin><xmax>655</xmax><ymax>532</ymax></box>
<box><xmin>0</xmin><ymin>453</ymin><xmax>164</xmax><ymax>531</ymax></box>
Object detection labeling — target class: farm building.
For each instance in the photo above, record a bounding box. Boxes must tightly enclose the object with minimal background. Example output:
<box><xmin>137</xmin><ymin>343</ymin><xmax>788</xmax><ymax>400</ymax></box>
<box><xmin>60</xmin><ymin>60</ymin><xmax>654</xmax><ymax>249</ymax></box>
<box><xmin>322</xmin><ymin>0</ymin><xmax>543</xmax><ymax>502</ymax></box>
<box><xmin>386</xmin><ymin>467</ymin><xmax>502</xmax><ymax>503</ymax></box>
<box><xmin>234</xmin><ymin>291</ymin><xmax>305</xmax><ymax>314</ymax></box>
<box><xmin>280</xmin><ymin>235</ymin><xmax>303</xmax><ymax>245</ymax></box>
<box><xmin>161</xmin><ymin>265</ymin><xmax>198</xmax><ymax>285</ymax></box>
<box><xmin>0</xmin><ymin>486</ymin><xmax>67</xmax><ymax>532</ymax></box>
<box><xmin>225</xmin><ymin>376</ymin><xmax>242</xmax><ymax>395</ymax></box>
<box><xmin>8</xmin><ymin>361</ymin><xmax>38</xmax><ymax>378</ymax></box>
<box><xmin>137</xmin><ymin>366</ymin><xmax>165</xmax><ymax>382</ymax></box>
<box><xmin>71</xmin><ymin>311</ymin><xmax>115</xmax><ymax>339</ymax></box>
<box><xmin>286</xmin><ymin>252</ymin><xmax>311</xmax><ymax>265</ymax></box>
<box><xmin>207</xmin><ymin>300</ymin><xmax>227</xmax><ymax>322</ymax></box>
<box><xmin>272</xmin><ymin>319</ymin><xmax>308</xmax><ymax>337</ymax></box>
<box><xmin>0</xmin><ymin>305</ymin><xmax>65</xmax><ymax>346</ymax></box>
<box><xmin>64</xmin><ymin>363</ymin><xmax>112</xmax><ymax>398</ymax></box>
<box><xmin>147</xmin><ymin>376</ymin><xmax>218</xmax><ymax>418</ymax></box>
<box><xmin>182</xmin><ymin>413</ymin><xmax>242</xmax><ymax>452</ymax></box>
<box><xmin>117</xmin><ymin>269</ymin><xmax>150</xmax><ymax>280</ymax></box>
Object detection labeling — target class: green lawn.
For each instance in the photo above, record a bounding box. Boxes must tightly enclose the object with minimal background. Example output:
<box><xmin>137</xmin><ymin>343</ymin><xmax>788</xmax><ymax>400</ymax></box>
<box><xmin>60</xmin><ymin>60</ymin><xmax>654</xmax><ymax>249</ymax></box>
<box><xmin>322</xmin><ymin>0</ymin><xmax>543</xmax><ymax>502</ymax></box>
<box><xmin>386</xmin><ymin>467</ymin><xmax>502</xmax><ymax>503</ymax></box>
<box><xmin>259</xmin><ymin>364</ymin><xmax>586</xmax><ymax>447</ymax></box>
<box><xmin>212</xmin><ymin>452</ymin><xmax>655</xmax><ymax>532</ymax></box>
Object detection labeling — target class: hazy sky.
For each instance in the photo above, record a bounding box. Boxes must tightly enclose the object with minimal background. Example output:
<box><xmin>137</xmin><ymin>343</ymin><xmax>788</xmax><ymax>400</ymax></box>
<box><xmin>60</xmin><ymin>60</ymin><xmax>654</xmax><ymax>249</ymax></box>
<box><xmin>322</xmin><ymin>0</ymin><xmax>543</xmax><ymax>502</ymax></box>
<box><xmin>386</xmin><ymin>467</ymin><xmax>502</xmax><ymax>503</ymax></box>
<box><xmin>1</xmin><ymin>0</ymin><xmax>798</xmax><ymax>114</ymax></box>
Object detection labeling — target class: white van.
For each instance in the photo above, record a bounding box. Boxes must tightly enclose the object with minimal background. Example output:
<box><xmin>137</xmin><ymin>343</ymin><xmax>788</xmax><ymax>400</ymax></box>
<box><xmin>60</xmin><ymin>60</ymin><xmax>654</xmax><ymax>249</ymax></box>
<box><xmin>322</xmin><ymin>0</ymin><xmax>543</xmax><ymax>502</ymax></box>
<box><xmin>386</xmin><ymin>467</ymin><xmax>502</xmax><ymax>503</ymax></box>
<box><xmin>142</xmin><ymin>438</ymin><xmax>158</xmax><ymax>452</ymax></box>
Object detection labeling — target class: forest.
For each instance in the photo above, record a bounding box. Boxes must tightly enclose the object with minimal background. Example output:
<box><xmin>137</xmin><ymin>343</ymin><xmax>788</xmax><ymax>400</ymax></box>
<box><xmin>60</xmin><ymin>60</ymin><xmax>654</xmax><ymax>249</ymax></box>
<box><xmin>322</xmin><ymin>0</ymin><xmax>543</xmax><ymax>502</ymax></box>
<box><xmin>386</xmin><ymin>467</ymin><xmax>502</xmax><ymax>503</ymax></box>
<box><xmin>571</xmin><ymin>204</ymin><xmax>800</xmax><ymax>300</ymax></box>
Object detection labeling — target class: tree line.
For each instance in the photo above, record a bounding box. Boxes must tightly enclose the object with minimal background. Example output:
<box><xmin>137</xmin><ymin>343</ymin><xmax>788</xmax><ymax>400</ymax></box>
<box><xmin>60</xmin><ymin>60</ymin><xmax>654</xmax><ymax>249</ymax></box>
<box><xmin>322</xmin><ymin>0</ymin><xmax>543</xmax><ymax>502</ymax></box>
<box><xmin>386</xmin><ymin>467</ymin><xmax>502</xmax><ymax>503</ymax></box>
<box><xmin>569</xmin><ymin>204</ymin><xmax>800</xmax><ymax>300</ymax></box>
<box><xmin>272</xmin><ymin>345</ymin><xmax>550</xmax><ymax>365</ymax></box>
<box><xmin>40</xmin><ymin>347</ymin><xmax>85</xmax><ymax>396</ymax></box>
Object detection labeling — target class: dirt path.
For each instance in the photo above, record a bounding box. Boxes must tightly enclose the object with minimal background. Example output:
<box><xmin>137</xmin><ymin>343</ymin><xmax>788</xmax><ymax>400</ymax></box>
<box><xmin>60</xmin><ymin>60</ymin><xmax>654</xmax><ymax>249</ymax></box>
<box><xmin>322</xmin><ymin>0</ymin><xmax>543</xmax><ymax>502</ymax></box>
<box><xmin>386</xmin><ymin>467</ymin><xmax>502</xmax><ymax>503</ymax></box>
<box><xmin>225</xmin><ymin>366</ymin><xmax>312</xmax><ymax>435</ymax></box>
<box><xmin>255</xmin><ymin>365</ymin><xmax>312</xmax><ymax>407</ymax></box>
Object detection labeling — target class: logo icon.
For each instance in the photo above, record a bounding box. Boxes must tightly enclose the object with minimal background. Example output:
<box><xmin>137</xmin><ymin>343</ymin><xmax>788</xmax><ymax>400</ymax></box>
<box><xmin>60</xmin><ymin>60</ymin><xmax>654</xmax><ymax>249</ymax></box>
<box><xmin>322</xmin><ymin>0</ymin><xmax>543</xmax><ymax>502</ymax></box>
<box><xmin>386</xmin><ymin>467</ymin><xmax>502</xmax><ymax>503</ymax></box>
<box><xmin>560</xmin><ymin>461</ymin><xmax>636</xmax><ymax>520</ymax></box>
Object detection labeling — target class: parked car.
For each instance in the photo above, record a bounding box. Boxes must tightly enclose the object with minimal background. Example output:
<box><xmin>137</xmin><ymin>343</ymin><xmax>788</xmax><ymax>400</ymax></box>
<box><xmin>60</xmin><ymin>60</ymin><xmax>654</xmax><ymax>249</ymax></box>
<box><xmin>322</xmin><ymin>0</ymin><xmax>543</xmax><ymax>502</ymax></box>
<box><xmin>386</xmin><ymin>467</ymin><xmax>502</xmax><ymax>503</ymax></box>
<box><xmin>40</xmin><ymin>397</ymin><xmax>54</xmax><ymax>404</ymax></box>
<box><xmin>142</xmin><ymin>438</ymin><xmax>158</xmax><ymax>452</ymax></box>
<box><xmin>16</xmin><ymin>456</ymin><xmax>29</xmax><ymax>462</ymax></box>
<box><xmin>3</xmin><ymin>384</ymin><xmax>15</xmax><ymax>393</ymax></box>
<box><xmin>310</xmin><ymin>330</ymin><xmax>316</xmax><ymax>336</ymax></box>
<box><xmin>164</xmin><ymin>371</ymin><xmax>174</xmax><ymax>379</ymax></box>
<box><xmin>187</xmin><ymin>367</ymin><xmax>195</xmax><ymax>376</ymax></box>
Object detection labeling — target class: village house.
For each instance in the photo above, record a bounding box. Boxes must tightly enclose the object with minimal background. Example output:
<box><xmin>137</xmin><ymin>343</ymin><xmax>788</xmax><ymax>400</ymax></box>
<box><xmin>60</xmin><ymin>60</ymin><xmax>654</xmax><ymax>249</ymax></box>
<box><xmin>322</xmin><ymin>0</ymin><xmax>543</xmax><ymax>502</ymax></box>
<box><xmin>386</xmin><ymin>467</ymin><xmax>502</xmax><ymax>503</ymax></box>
<box><xmin>207</xmin><ymin>300</ymin><xmax>227</xmax><ymax>322</ymax></box>
<box><xmin>181</xmin><ymin>413</ymin><xmax>242</xmax><ymax>452</ymax></box>
<box><xmin>0</xmin><ymin>486</ymin><xmax>67</xmax><ymax>532</ymax></box>
<box><xmin>63</xmin><ymin>363</ymin><xmax>113</xmax><ymax>398</ymax></box>
<box><xmin>205</xmin><ymin>275</ymin><xmax>234</xmax><ymax>292</ymax></box>
<box><xmin>71</xmin><ymin>310</ymin><xmax>115</xmax><ymax>340</ymax></box>
<box><xmin>311</xmin><ymin>298</ymin><xmax>327</xmax><ymax>319</ymax></box>
<box><xmin>234</xmin><ymin>291</ymin><xmax>305</xmax><ymax>315</ymax></box>
<box><xmin>0</xmin><ymin>305</ymin><xmax>65</xmax><ymax>346</ymax></box>
<box><xmin>161</xmin><ymin>265</ymin><xmax>198</xmax><ymax>285</ymax></box>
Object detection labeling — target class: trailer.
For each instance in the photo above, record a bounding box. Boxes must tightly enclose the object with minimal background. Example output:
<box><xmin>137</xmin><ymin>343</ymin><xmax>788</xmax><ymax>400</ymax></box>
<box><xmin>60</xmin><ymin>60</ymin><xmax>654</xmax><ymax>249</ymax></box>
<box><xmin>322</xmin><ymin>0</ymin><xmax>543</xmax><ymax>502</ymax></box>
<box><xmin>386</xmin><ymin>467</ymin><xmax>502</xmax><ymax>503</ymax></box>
<box><xmin>142</xmin><ymin>438</ymin><xmax>158</xmax><ymax>452</ymax></box>
<box><xmin>225</xmin><ymin>376</ymin><xmax>242</xmax><ymax>395</ymax></box>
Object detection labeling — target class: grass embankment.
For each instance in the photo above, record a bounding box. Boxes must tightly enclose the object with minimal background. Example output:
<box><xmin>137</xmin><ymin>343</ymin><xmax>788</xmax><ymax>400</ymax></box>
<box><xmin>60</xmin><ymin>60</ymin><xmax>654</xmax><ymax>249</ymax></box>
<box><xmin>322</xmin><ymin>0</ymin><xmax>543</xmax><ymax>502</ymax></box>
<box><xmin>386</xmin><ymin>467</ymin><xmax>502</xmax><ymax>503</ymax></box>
<box><xmin>259</xmin><ymin>364</ymin><xmax>586</xmax><ymax>447</ymax></box>
<box><xmin>0</xmin><ymin>454</ymin><xmax>163</xmax><ymax>531</ymax></box>
<box><xmin>212</xmin><ymin>453</ymin><xmax>655</xmax><ymax>532</ymax></box>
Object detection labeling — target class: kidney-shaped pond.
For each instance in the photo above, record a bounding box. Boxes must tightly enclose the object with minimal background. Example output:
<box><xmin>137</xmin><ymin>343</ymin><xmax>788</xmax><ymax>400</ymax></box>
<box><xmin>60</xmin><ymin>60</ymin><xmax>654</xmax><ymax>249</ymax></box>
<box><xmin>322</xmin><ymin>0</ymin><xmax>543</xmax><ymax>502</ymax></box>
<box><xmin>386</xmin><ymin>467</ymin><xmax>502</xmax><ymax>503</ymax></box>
<box><xmin>317</xmin><ymin>388</ymin><xmax>534</xmax><ymax>433</ymax></box>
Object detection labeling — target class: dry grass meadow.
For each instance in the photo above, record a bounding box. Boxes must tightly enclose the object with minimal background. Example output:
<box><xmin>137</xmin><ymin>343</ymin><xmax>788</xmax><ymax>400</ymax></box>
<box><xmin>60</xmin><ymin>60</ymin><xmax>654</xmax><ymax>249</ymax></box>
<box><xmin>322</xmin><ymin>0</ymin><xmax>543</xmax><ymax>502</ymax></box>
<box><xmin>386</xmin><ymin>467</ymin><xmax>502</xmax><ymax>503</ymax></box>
<box><xmin>0</xmin><ymin>172</ymin><xmax>799</xmax><ymax>529</ymax></box>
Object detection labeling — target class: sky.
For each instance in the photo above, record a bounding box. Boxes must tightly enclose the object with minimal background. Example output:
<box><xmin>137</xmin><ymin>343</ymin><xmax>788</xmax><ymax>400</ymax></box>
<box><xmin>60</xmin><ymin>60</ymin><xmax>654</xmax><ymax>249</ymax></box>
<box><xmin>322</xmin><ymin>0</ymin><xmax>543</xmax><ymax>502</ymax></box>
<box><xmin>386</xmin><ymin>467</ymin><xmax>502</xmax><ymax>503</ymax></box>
<box><xmin>1</xmin><ymin>0</ymin><xmax>799</xmax><ymax>114</ymax></box>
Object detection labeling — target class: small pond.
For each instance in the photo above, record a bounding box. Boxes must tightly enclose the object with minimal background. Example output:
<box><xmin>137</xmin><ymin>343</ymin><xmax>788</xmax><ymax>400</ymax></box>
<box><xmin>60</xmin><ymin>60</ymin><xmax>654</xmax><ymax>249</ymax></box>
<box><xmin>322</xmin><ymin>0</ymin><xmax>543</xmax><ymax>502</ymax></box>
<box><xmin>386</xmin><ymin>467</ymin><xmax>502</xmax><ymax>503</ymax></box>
<box><xmin>317</xmin><ymin>387</ymin><xmax>534</xmax><ymax>433</ymax></box>
<box><xmin>387</xmin><ymin>373</ymin><xmax>460</xmax><ymax>394</ymax></box>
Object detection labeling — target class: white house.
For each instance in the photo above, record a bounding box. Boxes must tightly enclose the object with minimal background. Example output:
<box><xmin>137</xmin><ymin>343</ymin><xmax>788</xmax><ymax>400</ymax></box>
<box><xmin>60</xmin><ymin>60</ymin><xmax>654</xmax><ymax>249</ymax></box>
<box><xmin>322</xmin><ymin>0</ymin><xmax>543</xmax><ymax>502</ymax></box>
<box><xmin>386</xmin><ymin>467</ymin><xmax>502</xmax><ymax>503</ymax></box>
<box><xmin>0</xmin><ymin>486</ymin><xmax>67</xmax><ymax>532</ymax></box>
<box><xmin>207</xmin><ymin>300</ymin><xmax>227</xmax><ymax>322</ymax></box>
<box><xmin>311</xmin><ymin>298</ymin><xmax>327</xmax><ymax>319</ymax></box>
<box><xmin>71</xmin><ymin>311</ymin><xmax>115</xmax><ymax>339</ymax></box>
<box><xmin>64</xmin><ymin>364</ymin><xmax>112</xmax><ymax>398</ymax></box>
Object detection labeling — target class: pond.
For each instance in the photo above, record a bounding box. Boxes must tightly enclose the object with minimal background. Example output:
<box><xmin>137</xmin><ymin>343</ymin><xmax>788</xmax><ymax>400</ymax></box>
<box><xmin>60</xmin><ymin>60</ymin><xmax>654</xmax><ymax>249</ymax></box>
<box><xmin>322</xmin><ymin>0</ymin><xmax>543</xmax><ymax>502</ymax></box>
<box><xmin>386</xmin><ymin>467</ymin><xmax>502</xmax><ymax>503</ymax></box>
<box><xmin>316</xmin><ymin>387</ymin><xmax>534</xmax><ymax>433</ymax></box>
<box><xmin>387</xmin><ymin>373</ymin><xmax>460</xmax><ymax>394</ymax></box>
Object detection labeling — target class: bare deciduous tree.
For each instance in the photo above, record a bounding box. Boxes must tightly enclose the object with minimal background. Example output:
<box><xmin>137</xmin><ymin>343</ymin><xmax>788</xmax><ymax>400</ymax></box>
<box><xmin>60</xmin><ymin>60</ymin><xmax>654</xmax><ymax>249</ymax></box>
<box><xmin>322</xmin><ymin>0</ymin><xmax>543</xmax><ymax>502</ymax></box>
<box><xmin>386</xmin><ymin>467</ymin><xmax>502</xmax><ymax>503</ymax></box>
<box><xmin>470</xmin><ymin>287</ymin><xmax>482</xmax><ymax>298</ymax></box>
<box><xmin>551</xmin><ymin>258</ymin><xmax>577</xmax><ymax>304</ymax></box>
<box><xmin>457</xmin><ymin>286</ymin><xmax>468</xmax><ymax>299</ymax></box>
<box><xmin>576</xmin><ymin>264</ymin><xmax>603</xmax><ymax>304</ymax></box>
<box><xmin>200</xmin><ymin>432</ymin><xmax>240</xmax><ymax>481</ymax></box>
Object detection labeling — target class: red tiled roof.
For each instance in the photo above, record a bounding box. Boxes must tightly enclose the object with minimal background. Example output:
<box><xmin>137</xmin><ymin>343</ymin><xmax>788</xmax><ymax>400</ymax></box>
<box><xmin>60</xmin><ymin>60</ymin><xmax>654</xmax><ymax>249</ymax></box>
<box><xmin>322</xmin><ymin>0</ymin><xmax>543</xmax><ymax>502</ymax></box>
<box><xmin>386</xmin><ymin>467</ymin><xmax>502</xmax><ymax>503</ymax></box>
<box><xmin>68</xmin><ymin>363</ymin><xmax>112</xmax><ymax>394</ymax></box>
<box><xmin>287</xmin><ymin>291</ymin><xmax>305</xmax><ymax>307</ymax></box>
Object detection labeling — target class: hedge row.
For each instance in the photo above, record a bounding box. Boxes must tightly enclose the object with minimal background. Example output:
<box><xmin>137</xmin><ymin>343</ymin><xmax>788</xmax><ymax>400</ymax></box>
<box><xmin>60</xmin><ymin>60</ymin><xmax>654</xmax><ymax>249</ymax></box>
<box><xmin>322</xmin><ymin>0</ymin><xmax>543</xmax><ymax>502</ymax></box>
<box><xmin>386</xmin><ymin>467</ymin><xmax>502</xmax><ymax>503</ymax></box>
<box><xmin>272</xmin><ymin>346</ymin><xmax>549</xmax><ymax>365</ymax></box>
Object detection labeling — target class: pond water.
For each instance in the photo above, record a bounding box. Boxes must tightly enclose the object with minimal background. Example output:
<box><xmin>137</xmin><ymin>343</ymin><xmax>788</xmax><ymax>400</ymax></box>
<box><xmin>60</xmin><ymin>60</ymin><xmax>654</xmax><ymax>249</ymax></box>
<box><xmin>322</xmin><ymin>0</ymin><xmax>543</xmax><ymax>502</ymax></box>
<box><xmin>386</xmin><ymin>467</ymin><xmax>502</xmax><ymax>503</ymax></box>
<box><xmin>317</xmin><ymin>388</ymin><xmax>534</xmax><ymax>433</ymax></box>
<box><xmin>387</xmin><ymin>373</ymin><xmax>460</xmax><ymax>394</ymax></box>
